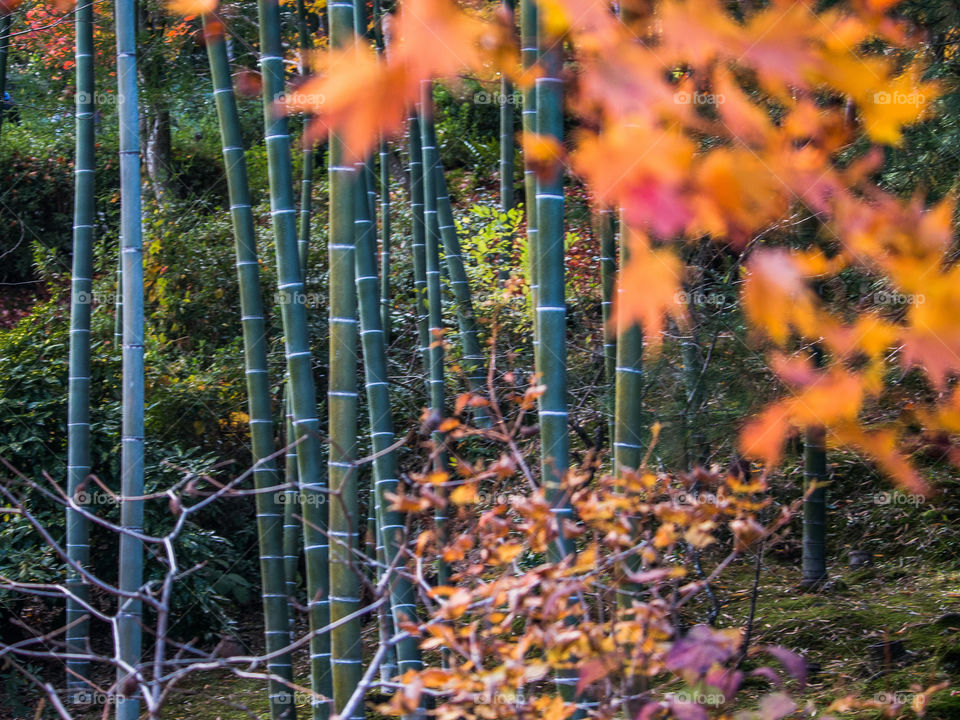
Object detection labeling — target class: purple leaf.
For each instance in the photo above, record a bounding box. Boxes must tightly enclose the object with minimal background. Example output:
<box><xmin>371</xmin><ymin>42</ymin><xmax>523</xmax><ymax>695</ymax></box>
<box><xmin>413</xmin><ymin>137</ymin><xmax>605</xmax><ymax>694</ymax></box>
<box><xmin>749</xmin><ymin>666</ymin><xmax>782</xmax><ymax>686</ymax></box>
<box><xmin>705</xmin><ymin>667</ymin><xmax>743</xmax><ymax>698</ymax></box>
<box><xmin>666</xmin><ymin>624</ymin><xmax>738</xmax><ymax>675</ymax></box>
<box><xmin>759</xmin><ymin>692</ymin><xmax>796</xmax><ymax>720</ymax></box>
<box><xmin>635</xmin><ymin>702</ymin><xmax>665</xmax><ymax>720</ymax></box>
<box><xmin>760</xmin><ymin>645</ymin><xmax>808</xmax><ymax>688</ymax></box>
<box><xmin>668</xmin><ymin>700</ymin><xmax>708</xmax><ymax>720</ymax></box>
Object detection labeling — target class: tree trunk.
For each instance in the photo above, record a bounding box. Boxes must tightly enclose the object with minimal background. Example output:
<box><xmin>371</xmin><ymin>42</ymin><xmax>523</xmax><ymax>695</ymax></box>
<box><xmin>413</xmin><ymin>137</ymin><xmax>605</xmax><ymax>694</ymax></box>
<box><xmin>115</xmin><ymin>0</ymin><xmax>146</xmax><ymax>715</ymax></box>
<box><xmin>255</xmin><ymin>0</ymin><xmax>331</xmax><ymax>715</ymax></box>
<box><xmin>203</xmin><ymin>17</ymin><xmax>295</xmax><ymax>716</ymax></box>
<box><xmin>66</xmin><ymin>0</ymin><xmax>95</xmax><ymax>698</ymax></box>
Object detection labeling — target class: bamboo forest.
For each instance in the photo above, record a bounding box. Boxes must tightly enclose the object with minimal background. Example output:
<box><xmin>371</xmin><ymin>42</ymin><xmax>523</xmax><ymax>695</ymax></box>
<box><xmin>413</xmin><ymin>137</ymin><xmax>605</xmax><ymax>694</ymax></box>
<box><xmin>6</xmin><ymin>0</ymin><xmax>960</xmax><ymax>717</ymax></box>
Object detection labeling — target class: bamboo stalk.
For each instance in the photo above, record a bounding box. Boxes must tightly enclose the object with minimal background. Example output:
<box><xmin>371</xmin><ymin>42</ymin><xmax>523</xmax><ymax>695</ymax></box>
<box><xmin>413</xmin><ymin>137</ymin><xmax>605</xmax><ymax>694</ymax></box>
<box><xmin>596</xmin><ymin>208</ymin><xmax>616</xmax><ymax>452</ymax></box>
<box><xmin>613</xmin><ymin>226</ymin><xmax>643</xmax><ymax>476</ymax></box>
<box><xmin>519</xmin><ymin>0</ymin><xmax>538</xmax><ymax>346</ymax></box>
<box><xmin>326</xmin><ymin>0</ymin><xmax>361</xmax><ymax>715</ymax></box>
<box><xmin>283</xmin><ymin>391</ymin><xmax>300</xmax><ymax>641</ymax></box>
<box><xmin>114</xmin><ymin>0</ymin><xmax>145</xmax><ymax>715</ymax></box>
<box><xmin>296</xmin><ymin>0</ymin><xmax>314</xmax><ymax>272</ymax></box>
<box><xmin>422</xmin><ymin>119</ymin><xmax>490</xmax><ymax>426</ymax></box>
<box><xmin>65</xmin><ymin>0</ymin><xmax>95</xmax><ymax>698</ymax></box>
<box><xmin>408</xmin><ymin>114</ymin><xmax>431</xmax><ymax>385</ymax></box>
<box><xmin>419</xmin><ymin>83</ymin><xmax>450</xmax><ymax>588</ymax></box>
<box><xmin>255</xmin><ymin>0</ymin><xmax>331</xmax><ymax>715</ymax></box>
<box><xmin>203</xmin><ymin>17</ymin><xmax>295</xmax><ymax>716</ymax></box>
<box><xmin>500</xmin><ymin>0</ymin><xmax>515</xmax><ymax>214</ymax></box>
<box><xmin>534</xmin><ymin>18</ymin><xmax>582</xmax><ymax>709</ymax></box>
<box><xmin>353</xmin><ymin>130</ymin><xmax>421</xmax><ymax>695</ymax></box>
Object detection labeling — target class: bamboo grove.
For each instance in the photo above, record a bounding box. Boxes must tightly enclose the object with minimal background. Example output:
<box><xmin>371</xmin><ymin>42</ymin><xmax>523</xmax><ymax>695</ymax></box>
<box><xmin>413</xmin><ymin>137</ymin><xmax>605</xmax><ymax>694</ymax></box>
<box><xmin>2</xmin><ymin>0</ymin><xmax>956</xmax><ymax>716</ymax></box>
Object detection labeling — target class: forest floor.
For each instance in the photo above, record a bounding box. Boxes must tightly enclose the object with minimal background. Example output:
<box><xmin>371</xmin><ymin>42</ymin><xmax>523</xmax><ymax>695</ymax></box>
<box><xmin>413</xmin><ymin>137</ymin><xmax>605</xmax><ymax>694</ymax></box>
<box><xmin>27</xmin><ymin>451</ymin><xmax>960</xmax><ymax>719</ymax></box>
<box><xmin>52</xmin><ymin>553</ymin><xmax>960</xmax><ymax>720</ymax></box>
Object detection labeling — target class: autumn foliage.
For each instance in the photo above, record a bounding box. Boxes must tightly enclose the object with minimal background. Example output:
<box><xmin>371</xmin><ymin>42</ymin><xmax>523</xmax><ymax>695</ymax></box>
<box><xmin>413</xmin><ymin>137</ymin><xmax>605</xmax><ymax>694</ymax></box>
<box><xmin>278</xmin><ymin>0</ymin><xmax>959</xmax><ymax>715</ymax></box>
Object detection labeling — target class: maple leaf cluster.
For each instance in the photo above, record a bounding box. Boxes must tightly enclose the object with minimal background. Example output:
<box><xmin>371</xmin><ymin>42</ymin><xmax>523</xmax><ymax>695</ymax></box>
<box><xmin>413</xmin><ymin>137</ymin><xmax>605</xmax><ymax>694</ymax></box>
<box><xmin>382</xmin><ymin>387</ymin><xmax>820</xmax><ymax>719</ymax></box>
<box><xmin>289</xmin><ymin>0</ymin><xmax>960</xmax><ymax>493</ymax></box>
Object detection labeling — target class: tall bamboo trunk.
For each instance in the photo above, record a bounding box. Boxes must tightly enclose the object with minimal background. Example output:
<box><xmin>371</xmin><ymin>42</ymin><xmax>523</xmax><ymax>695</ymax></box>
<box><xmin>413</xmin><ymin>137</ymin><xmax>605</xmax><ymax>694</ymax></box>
<box><xmin>613</xmin><ymin>226</ymin><xmax>643</xmax><ymax>475</ymax></box>
<box><xmin>612</xmin><ymin>224</ymin><xmax>644</xmax><ymax>611</ymax></box>
<box><xmin>408</xmin><ymin>114</ymin><xmax>431</xmax><ymax>386</ymax></box>
<box><xmin>534</xmin><ymin>30</ymin><xmax>572</xmax><ymax>561</ymax></box>
<box><xmin>326</xmin><ymin>1</ymin><xmax>362</xmax><ymax>715</ymax></box>
<box><xmin>534</xmin><ymin>18</ymin><xmax>583</xmax><ymax>709</ymax></box>
<box><xmin>66</xmin><ymin>0</ymin><xmax>95</xmax><ymax>699</ymax></box>
<box><xmin>353</xmin><ymin>123</ymin><xmax>422</xmax><ymax>694</ymax></box>
<box><xmin>283</xmin><ymin>392</ymin><xmax>300</xmax><ymax>639</ymax></box>
<box><xmin>115</xmin><ymin>0</ymin><xmax>145</xmax><ymax>715</ymax></box>
<box><xmin>203</xmin><ymin>18</ymin><xmax>295</xmax><ymax>716</ymax></box>
<box><xmin>419</xmin><ymin>84</ymin><xmax>450</xmax><ymax>588</ymax></box>
<box><xmin>596</xmin><ymin>208</ymin><xmax>616</xmax><ymax>452</ymax></box>
<box><xmin>422</xmin><ymin>119</ymin><xmax>490</xmax><ymax>426</ymax></box>
<box><xmin>519</xmin><ymin>0</ymin><xmax>538</xmax><ymax>346</ymax></box>
<box><xmin>802</xmin><ymin>343</ymin><xmax>827</xmax><ymax>588</ymax></box>
<box><xmin>500</xmin><ymin>0</ymin><xmax>515</xmax><ymax>214</ymax></box>
<box><xmin>378</xmin><ymin>134</ymin><xmax>391</xmax><ymax>339</ymax></box>
<box><xmin>297</xmin><ymin>0</ymin><xmax>313</xmax><ymax>271</ymax></box>
<box><xmin>255</xmin><ymin>0</ymin><xmax>331</xmax><ymax>715</ymax></box>
<box><xmin>679</xmin><ymin>303</ymin><xmax>707</xmax><ymax>469</ymax></box>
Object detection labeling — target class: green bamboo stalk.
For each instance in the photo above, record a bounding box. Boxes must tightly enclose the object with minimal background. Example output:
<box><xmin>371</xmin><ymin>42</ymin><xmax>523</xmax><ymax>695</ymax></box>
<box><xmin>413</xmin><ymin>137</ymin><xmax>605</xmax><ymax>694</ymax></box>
<box><xmin>596</xmin><ymin>208</ymin><xmax>616</xmax><ymax>452</ymax></box>
<box><xmin>499</xmin><ymin>0</ymin><xmax>515</xmax><ymax>214</ymax></box>
<box><xmin>419</xmin><ymin>83</ymin><xmax>450</xmax><ymax>588</ymax></box>
<box><xmin>353</xmin><ymin>138</ymin><xmax>421</xmax><ymax>690</ymax></box>
<box><xmin>115</xmin><ymin>0</ymin><xmax>145</xmax><ymax>715</ymax></box>
<box><xmin>297</xmin><ymin>0</ymin><xmax>313</xmax><ymax>272</ymax></box>
<box><xmin>326</xmin><ymin>1</ymin><xmax>361</xmax><ymax>715</ymax></box>
<box><xmin>519</xmin><ymin>0</ymin><xmax>538</xmax><ymax>346</ymax></box>
<box><xmin>802</xmin><ymin>345</ymin><xmax>827</xmax><ymax>588</ymax></box>
<box><xmin>613</xmin><ymin>226</ymin><xmax>643</xmax><ymax>476</ymax></box>
<box><xmin>203</xmin><ymin>18</ymin><xmax>295</xmax><ymax>716</ymax></box>
<box><xmin>0</xmin><ymin>11</ymin><xmax>11</xmax><ymax>142</ymax></box>
<box><xmin>423</xmin><ymin>119</ymin><xmax>490</xmax><ymax>426</ymax></box>
<box><xmin>255</xmin><ymin>0</ymin><xmax>331</xmax><ymax>715</ymax></box>
<box><xmin>375</xmin><ymin>0</ymin><xmax>391</xmax><ymax>340</ymax></box>
<box><xmin>378</xmin><ymin>138</ymin><xmax>391</xmax><ymax>340</ymax></box>
<box><xmin>612</xmin><ymin>225</ymin><xmax>644</xmax><ymax>614</ymax></box>
<box><xmin>534</xmin><ymin>32</ymin><xmax>572</xmax><ymax>562</ymax></box>
<box><xmin>114</xmin><ymin>247</ymin><xmax>123</xmax><ymax>347</ymax></box>
<box><xmin>350</xmin><ymin>0</ymin><xmax>396</xmax><ymax>687</ymax></box>
<box><xmin>534</xmin><ymin>20</ymin><xmax>583</xmax><ymax>709</ymax></box>
<box><xmin>283</xmin><ymin>391</ymin><xmax>300</xmax><ymax>639</ymax></box>
<box><xmin>408</xmin><ymin>114</ymin><xmax>431</xmax><ymax>383</ymax></box>
<box><xmin>679</xmin><ymin>312</ymin><xmax>707</xmax><ymax>469</ymax></box>
<box><xmin>66</xmin><ymin>0</ymin><xmax>95</xmax><ymax>699</ymax></box>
